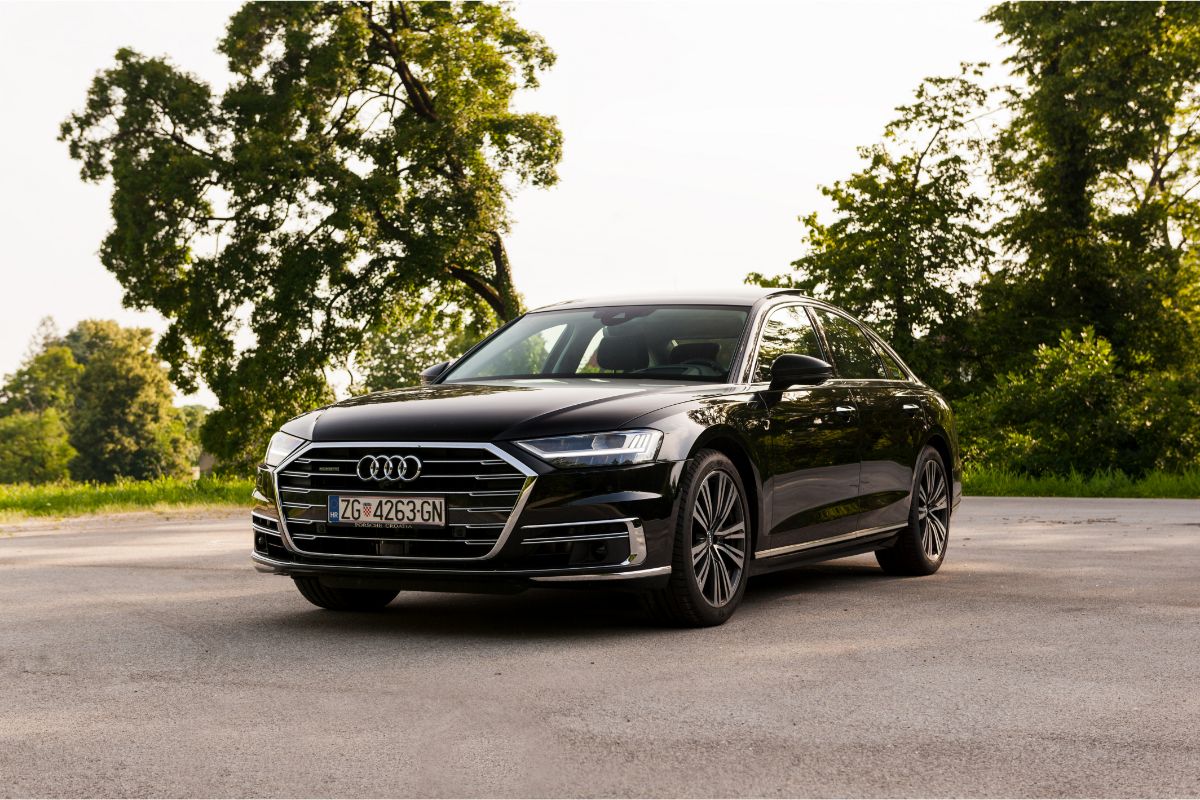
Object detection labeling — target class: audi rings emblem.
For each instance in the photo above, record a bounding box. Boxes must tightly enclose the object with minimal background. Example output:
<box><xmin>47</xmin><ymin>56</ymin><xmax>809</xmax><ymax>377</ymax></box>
<box><xmin>356</xmin><ymin>454</ymin><xmax>422</xmax><ymax>482</ymax></box>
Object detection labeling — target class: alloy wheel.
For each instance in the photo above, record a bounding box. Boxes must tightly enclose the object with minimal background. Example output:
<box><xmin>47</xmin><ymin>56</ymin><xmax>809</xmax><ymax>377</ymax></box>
<box><xmin>690</xmin><ymin>469</ymin><xmax>747</xmax><ymax>607</ymax></box>
<box><xmin>917</xmin><ymin>459</ymin><xmax>949</xmax><ymax>560</ymax></box>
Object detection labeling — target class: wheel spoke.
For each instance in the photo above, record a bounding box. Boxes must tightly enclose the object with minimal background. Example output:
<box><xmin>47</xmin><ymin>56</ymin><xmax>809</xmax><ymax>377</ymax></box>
<box><xmin>715</xmin><ymin>542</ymin><xmax>744</xmax><ymax>570</ymax></box>
<box><xmin>694</xmin><ymin>481</ymin><xmax>712</xmax><ymax>529</ymax></box>
<box><xmin>716</xmin><ymin>521</ymin><xmax>745</xmax><ymax>540</ymax></box>
<box><xmin>688</xmin><ymin>468</ymin><xmax>747</xmax><ymax>608</ymax></box>
<box><xmin>695</xmin><ymin>548</ymin><xmax>712</xmax><ymax>589</ymax></box>
<box><xmin>929</xmin><ymin>514</ymin><xmax>948</xmax><ymax>554</ymax></box>
<box><xmin>712</xmin><ymin>474</ymin><xmax>736</xmax><ymax>532</ymax></box>
<box><xmin>713</xmin><ymin>556</ymin><xmax>730</xmax><ymax>605</ymax></box>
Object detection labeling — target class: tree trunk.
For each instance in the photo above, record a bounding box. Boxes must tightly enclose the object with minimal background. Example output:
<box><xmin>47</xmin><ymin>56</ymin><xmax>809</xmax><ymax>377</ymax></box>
<box><xmin>488</xmin><ymin>231</ymin><xmax>523</xmax><ymax>321</ymax></box>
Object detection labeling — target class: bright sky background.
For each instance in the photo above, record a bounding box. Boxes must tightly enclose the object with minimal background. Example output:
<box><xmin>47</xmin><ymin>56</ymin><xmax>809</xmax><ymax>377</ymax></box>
<box><xmin>0</xmin><ymin>0</ymin><xmax>1006</xmax><ymax>405</ymax></box>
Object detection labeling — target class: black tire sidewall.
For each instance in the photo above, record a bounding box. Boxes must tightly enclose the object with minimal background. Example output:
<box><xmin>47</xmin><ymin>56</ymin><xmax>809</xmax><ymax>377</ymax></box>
<box><xmin>906</xmin><ymin>446</ymin><xmax>950</xmax><ymax>570</ymax></box>
<box><xmin>670</xmin><ymin>451</ymin><xmax>751</xmax><ymax>625</ymax></box>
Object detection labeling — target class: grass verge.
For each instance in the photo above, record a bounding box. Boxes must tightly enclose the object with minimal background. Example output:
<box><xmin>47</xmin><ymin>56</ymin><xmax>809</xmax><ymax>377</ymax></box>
<box><xmin>0</xmin><ymin>477</ymin><xmax>254</xmax><ymax>518</ymax></box>
<box><xmin>963</xmin><ymin>466</ymin><xmax>1200</xmax><ymax>498</ymax></box>
<box><xmin>1</xmin><ymin>468</ymin><xmax>1196</xmax><ymax>520</ymax></box>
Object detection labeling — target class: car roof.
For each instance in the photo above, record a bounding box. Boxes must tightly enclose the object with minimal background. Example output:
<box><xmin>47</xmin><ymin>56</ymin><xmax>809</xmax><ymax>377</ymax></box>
<box><xmin>529</xmin><ymin>287</ymin><xmax>813</xmax><ymax>312</ymax></box>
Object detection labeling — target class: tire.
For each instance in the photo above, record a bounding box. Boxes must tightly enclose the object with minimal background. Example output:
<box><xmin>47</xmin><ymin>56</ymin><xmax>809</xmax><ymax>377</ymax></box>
<box><xmin>645</xmin><ymin>450</ymin><xmax>751</xmax><ymax>627</ymax></box>
<box><xmin>292</xmin><ymin>577</ymin><xmax>399</xmax><ymax>611</ymax></box>
<box><xmin>876</xmin><ymin>445</ymin><xmax>951</xmax><ymax>576</ymax></box>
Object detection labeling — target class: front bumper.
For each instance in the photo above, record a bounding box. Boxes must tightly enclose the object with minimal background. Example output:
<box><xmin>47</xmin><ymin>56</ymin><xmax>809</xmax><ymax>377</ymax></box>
<box><xmin>252</xmin><ymin>455</ymin><xmax>685</xmax><ymax>591</ymax></box>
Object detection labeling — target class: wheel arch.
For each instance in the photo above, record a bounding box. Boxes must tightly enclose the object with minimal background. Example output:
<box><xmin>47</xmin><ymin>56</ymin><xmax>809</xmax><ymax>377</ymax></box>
<box><xmin>924</xmin><ymin>430</ymin><xmax>953</xmax><ymax>476</ymax></box>
<box><xmin>686</xmin><ymin>427</ymin><xmax>764</xmax><ymax>554</ymax></box>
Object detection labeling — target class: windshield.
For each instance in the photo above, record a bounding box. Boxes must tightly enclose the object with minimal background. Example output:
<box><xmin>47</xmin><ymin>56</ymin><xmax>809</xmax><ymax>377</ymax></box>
<box><xmin>442</xmin><ymin>305</ymin><xmax>751</xmax><ymax>383</ymax></box>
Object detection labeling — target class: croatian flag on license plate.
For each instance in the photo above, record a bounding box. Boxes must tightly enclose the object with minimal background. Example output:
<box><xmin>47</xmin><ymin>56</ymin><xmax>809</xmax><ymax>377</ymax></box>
<box><xmin>328</xmin><ymin>495</ymin><xmax>340</xmax><ymax>524</ymax></box>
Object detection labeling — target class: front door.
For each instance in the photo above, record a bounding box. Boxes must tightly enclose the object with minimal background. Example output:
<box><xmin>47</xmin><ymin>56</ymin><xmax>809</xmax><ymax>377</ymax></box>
<box><xmin>748</xmin><ymin>304</ymin><xmax>862</xmax><ymax>554</ymax></box>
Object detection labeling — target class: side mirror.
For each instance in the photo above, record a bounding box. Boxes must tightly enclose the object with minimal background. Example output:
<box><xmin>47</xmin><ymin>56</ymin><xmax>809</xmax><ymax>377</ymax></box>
<box><xmin>768</xmin><ymin>354</ymin><xmax>834</xmax><ymax>390</ymax></box>
<box><xmin>419</xmin><ymin>360</ymin><xmax>452</xmax><ymax>386</ymax></box>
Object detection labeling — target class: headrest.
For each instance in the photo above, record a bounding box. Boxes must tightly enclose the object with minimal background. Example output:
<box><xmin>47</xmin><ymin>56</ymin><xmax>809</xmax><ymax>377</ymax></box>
<box><xmin>596</xmin><ymin>331</ymin><xmax>648</xmax><ymax>371</ymax></box>
<box><xmin>669</xmin><ymin>342</ymin><xmax>720</xmax><ymax>364</ymax></box>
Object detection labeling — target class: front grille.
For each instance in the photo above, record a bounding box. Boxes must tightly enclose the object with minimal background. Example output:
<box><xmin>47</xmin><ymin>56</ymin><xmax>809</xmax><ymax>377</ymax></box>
<box><xmin>275</xmin><ymin>443</ymin><xmax>534</xmax><ymax>560</ymax></box>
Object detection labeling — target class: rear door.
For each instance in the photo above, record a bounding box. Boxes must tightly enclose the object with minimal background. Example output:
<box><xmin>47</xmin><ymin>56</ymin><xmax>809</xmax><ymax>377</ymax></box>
<box><xmin>747</xmin><ymin>304</ymin><xmax>862</xmax><ymax>554</ymax></box>
<box><xmin>810</xmin><ymin>308</ymin><xmax>923</xmax><ymax>531</ymax></box>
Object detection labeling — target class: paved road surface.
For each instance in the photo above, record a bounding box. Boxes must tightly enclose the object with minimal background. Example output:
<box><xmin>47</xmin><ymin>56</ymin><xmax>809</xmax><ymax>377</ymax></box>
<box><xmin>2</xmin><ymin>498</ymin><xmax>1198</xmax><ymax>797</ymax></box>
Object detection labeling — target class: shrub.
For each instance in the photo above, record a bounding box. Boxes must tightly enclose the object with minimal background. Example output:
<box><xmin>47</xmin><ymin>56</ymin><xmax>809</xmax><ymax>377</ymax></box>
<box><xmin>958</xmin><ymin>328</ymin><xmax>1200</xmax><ymax>476</ymax></box>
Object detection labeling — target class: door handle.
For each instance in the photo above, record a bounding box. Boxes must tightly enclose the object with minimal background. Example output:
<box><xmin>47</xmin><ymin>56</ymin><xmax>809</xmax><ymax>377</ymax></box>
<box><xmin>834</xmin><ymin>405</ymin><xmax>856</xmax><ymax>417</ymax></box>
<box><xmin>901</xmin><ymin>403</ymin><xmax>921</xmax><ymax>415</ymax></box>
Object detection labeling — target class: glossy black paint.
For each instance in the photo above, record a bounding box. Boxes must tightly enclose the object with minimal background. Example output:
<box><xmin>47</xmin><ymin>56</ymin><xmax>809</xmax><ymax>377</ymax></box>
<box><xmin>257</xmin><ymin>288</ymin><xmax>962</xmax><ymax>590</ymax></box>
<box><xmin>768</xmin><ymin>354</ymin><xmax>834</xmax><ymax>389</ymax></box>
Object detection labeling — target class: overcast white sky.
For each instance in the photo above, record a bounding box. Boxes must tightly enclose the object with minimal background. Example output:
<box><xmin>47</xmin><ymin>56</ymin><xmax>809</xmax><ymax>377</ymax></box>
<box><xmin>0</xmin><ymin>0</ymin><xmax>1005</xmax><ymax>404</ymax></box>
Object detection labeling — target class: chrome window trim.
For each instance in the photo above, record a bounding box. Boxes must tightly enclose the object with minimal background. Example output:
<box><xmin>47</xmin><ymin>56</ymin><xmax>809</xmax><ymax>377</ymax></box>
<box><xmin>272</xmin><ymin>440</ymin><xmax>537</xmax><ymax>563</ymax></box>
<box><xmin>754</xmin><ymin>523</ymin><xmax>905</xmax><ymax>559</ymax></box>
<box><xmin>738</xmin><ymin>300</ymin><xmax>830</xmax><ymax>385</ymax></box>
<box><xmin>808</xmin><ymin>305</ymin><xmax>897</xmax><ymax>382</ymax></box>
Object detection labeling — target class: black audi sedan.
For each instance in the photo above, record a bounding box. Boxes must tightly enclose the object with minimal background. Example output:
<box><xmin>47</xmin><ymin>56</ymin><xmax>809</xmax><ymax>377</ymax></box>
<box><xmin>251</xmin><ymin>289</ymin><xmax>960</xmax><ymax>626</ymax></box>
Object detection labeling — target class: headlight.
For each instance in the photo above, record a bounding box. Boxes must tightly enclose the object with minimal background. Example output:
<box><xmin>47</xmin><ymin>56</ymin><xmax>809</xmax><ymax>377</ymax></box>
<box><xmin>263</xmin><ymin>431</ymin><xmax>306</xmax><ymax>467</ymax></box>
<box><xmin>517</xmin><ymin>429</ymin><xmax>663</xmax><ymax>468</ymax></box>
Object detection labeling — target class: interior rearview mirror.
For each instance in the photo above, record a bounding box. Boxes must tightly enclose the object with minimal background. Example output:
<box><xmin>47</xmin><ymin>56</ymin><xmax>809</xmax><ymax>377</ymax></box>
<box><xmin>768</xmin><ymin>354</ymin><xmax>834</xmax><ymax>390</ymax></box>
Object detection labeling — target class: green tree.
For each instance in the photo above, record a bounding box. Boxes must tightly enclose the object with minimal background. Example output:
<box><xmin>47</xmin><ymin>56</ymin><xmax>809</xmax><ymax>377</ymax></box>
<box><xmin>1</xmin><ymin>345</ymin><xmax>83</xmax><ymax>417</ymax></box>
<box><xmin>981</xmin><ymin>2</ymin><xmax>1200</xmax><ymax>375</ymax></box>
<box><xmin>63</xmin><ymin>321</ymin><xmax>191</xmax><ymax>483</ymax></box>
<box><xmin>177</xmin><ymin>404</ymin><xmax>210</xmax><ymax>470</ymax></box>
<box><xmin>60</xmin><ymin>2</ymin><xmax>562</xmax><ymax>466</ymax></box>
<box><xmin>748</xmin><ymin>67</ymin><xmax>992</xmax><ymax>393</ymax></box>
<box><xmin>0</xmin><ymin>410</ymin><xmax>76</xmax><ymax>484</ymax></box>
<box><xmin>354</xmin><ymin>297</ymin><xmax>487</xmax><ymax>392</ymax></box>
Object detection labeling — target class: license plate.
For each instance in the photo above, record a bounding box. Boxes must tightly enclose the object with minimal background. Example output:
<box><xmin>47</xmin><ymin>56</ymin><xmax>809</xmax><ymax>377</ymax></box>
<box><xmin>327</xmin><ymin>495</ymin><xmax>446</xmax><ymax>528</ymax></box>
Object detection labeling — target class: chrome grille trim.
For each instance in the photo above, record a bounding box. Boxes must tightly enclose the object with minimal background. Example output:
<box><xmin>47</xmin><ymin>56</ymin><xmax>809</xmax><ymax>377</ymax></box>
<box><xmin>272</xmin><ymin>440</ymin><xmax>537</xmax><ymax>562</ymax></box>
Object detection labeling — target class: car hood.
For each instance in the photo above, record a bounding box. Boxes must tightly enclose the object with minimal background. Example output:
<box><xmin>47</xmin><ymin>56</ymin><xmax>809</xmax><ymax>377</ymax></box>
<box><xmin>295</xmin><ymin>381</ymin><xmax>730</xmax><ymax>443</ymax></box>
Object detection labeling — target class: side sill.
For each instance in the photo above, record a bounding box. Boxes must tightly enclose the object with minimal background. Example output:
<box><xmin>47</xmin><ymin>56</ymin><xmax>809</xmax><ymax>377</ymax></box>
<box><xmin>754</xmin><ymin>523</ymin><xmax>906</xmax><ymax>559</ymax></box>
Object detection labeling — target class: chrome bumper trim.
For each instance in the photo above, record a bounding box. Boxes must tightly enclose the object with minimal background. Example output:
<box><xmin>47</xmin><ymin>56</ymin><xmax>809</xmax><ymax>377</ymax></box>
<box><xmin>518</xmin><ymin>516</ymin><xmax>648</xmax><ymax>566</ymax></box>
<box><xmin>251</xmin><ymin>551</ymin><xmax>669</xmax><ymax>581</ymax></box>
<box><xmin>528</xmin><ymin>565</ymin><xmax>670</xmax><ymax>582</ymax></box>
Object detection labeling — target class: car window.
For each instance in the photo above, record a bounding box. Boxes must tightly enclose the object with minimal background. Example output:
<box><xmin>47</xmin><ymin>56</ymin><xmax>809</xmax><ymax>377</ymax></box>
<box><xmin>754</xmin><ymin>305</ymin><xmax>823</xmax><ymax>382</ymax></box>
<box><xmin>443</xmin><ymin>305</ymin><xmax>751</xmax><ymax>383</ymax></box>
<box><xmin>812</xmin><ymin>309</ymin><xmax>886</xmax><ymax>379</ymax></box>
<box><xmin>471</xmin><ymin>323</ymin><xmax>569</xmax><ymax>378</ymax></box>
<box><xmin>874</xmin><ymin>341</ymin><xmax>907</xmax><ymax>380</ymax></box>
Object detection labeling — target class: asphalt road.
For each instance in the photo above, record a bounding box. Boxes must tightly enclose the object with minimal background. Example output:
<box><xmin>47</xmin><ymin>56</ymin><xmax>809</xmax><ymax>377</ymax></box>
<box><xmin>2</xmin><ymin>498</ymin><xmax>1198</xmax><ymax>798</ymax></box>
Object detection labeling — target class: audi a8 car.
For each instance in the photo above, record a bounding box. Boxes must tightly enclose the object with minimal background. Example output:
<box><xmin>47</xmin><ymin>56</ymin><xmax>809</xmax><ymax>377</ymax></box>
<box><xmin>252</xmin><ymin>289</ymin><xmax>961</xmax><ymax>626</ymax></box>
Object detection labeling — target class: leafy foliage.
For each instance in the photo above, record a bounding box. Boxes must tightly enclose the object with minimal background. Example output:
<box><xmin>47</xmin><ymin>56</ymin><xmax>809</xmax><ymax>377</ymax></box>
<box><xmin>748</xmin><ymin>66</ymin><xmax>993</xmax><ymax>393</ymax></box>
<box><xmin>981</xmin><ymin>2</ymin><xmax>1200</xmax><ymax>376</ymax></box>
<box><xmin>60</xmin><ymin>1</ymin><xmax>563</xmax><ymax>467</ymax></box>
<box><xmin>0</xmin><ymin>320</ymin><xmax>193</xmax><ymax>484</ymax></box>
<box><xmin>0</xmin><ymin>410</ymin><xmax>76</xmax><ymax>485</ymax></box>
<box><xmin>354</xmin><ymin>298</ymin><xmax>488</xmax><ymax>392</ymax></box>
<box><xmin>0</xmin><ymin>345</ymin><xmax>83</xmax><ymax>417</ymax></box>
<box><xmin>177</xmin><ymin>404</ymin><xmax>210</xmax><ymax>470</ymax></box>
<box><xmin>62</xmin><ymin>321</ymin><xmax>193</xmax><ymax>483</ymax></box>
<box><xmin>959</xmin><ymin>329</ymin><xmax>1200</xmax><ymax>476</ymax></box>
